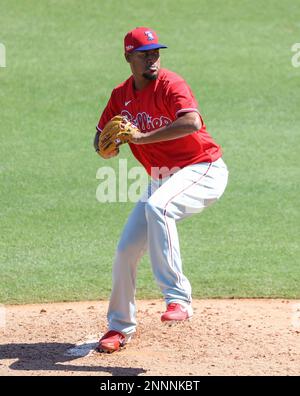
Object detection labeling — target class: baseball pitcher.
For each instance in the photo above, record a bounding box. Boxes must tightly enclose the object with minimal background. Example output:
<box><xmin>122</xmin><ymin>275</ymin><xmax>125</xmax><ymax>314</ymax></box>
<box><xmin>94</xmin><ymin>27</ymin><xmax>229</xmax><ymax>353</ymax></box>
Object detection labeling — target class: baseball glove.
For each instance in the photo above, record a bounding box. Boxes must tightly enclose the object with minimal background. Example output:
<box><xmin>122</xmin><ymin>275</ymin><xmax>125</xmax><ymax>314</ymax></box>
<box><xmin>96</xmin><ymin>116</ymin><xmax>139</xmax><ymax>157</ymax></box>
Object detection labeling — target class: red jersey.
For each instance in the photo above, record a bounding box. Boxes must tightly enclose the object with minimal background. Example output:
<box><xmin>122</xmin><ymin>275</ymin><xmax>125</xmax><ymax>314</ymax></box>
<box><xmin>97</xmin><ymin>68</ymin><xmax>222</xmax><ymax>177</ymax></box>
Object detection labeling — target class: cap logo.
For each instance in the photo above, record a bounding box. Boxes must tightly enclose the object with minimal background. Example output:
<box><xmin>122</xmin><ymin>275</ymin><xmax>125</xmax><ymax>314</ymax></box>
<box><xmin>126</xmin><ymin>45</ymin><xmax>134</xmax><ymax>51</ymax></box>
<box><xmin>144</xmin><ymin>31</ymin><xmax>154</xmax><ymax>41</ymax></box>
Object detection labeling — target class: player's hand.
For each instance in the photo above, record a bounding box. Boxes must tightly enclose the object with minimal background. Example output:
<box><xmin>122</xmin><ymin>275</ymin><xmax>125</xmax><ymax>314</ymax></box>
<box><xmin>96</xmin><ymin>116</ymin><xmax>139</xmax><ymax>156</ymax></box>
<box><xmin>94</xmin><ymin>130</ymin><xmax>119</xmax><ymax>159</ymax></box>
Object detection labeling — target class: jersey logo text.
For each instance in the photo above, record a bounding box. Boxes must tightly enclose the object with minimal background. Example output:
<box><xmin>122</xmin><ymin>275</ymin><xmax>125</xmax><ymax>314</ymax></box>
<box><xmin>121</xmin><ymin>110</ymin><xmax>172</xmax><ymax>132</ymax></box>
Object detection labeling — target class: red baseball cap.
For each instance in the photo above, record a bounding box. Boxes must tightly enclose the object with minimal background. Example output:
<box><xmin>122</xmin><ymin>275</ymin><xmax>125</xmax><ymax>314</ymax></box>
<box><xmin>124</xmin><ymin>27</ymin><xmax>167</xmax><ymax>53</ymax></box>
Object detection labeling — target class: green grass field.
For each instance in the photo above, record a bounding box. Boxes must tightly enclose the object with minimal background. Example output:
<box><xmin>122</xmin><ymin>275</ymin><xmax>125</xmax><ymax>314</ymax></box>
<box><xmin>0</xmin><ymin>0</ymin><xmax>299</xmax><ymax>303</ymax></box>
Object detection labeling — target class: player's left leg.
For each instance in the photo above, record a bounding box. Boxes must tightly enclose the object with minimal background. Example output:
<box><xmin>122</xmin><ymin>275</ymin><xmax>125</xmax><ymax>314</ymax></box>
<box><xmin>145</xmin><ymin>158</ymin><xmax>228</xmax><ymax>316</ymax></box>
<box><xmin>97</xmin><ymin>198</ymin><xmax>148</xmax><ymax>353</ymax></box>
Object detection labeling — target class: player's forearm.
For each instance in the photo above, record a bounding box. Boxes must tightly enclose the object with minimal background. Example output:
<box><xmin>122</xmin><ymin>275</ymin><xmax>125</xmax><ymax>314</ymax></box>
<box><xmin>131</xmin><ymin>112</ymin><xmax>202</xmax><ymax>144</ymax></box>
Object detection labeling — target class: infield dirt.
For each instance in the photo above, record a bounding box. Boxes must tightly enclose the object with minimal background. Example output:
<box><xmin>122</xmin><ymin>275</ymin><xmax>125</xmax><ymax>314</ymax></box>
<box><xmin>0</xmin><ymin>299</ymin><xmax>299</xmax><ymax>376</ymax></box>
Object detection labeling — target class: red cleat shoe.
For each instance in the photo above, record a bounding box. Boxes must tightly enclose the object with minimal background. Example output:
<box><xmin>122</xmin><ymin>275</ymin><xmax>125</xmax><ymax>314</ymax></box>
<box><xmin>161</xmin><ymin>303</ymin><xmax>193</xmax><ymax>323</ymax></box>
<box><xmin>96</xmin><ymin>330</ymin><xmax>126</xmax><ymax>353</ymax></box>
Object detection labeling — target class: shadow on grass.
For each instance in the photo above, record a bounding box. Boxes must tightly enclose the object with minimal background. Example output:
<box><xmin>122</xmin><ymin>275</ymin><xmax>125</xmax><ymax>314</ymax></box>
<box><xmin>0</xmin><ymin>342</ymin><xmax>146</xmax><ymax>376</ymax></box>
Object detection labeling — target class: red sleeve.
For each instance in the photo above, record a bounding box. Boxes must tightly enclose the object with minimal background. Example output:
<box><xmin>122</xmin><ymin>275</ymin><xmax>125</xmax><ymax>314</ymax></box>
<box><xmin>96</xmin><ymin>89</ymin><xmax>119</xmax><ymax>132</ymax></box>
<box><xmin>166</xmin><ymin>79</ymin><xmax>201</xmax><ymax>119</ymax></box>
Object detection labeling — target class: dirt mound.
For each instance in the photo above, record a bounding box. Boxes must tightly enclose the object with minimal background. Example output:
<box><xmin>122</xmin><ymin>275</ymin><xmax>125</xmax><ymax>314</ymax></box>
<box><xmin>0</xmin><ymin>299</ymin><xmax>299</xmax><ymax>376</ymax></box>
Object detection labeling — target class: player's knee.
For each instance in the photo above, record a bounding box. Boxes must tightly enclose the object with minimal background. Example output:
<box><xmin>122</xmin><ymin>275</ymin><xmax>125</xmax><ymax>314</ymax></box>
<box><xmin>117</xmin><ymin>238</ymin><xmax>133</xmax><ymax>254</ymax></box>
<box><xmin>116</xmin><ymin>237</ymin><xmax>143</xmax><ymax>256</ymax></box>
<box><xmin>145</xmin><ymin>199</ymin><xmax>164</xmax><ymax>220</ymax></box>
<box><xmin>114</xmin><ymin>245</ymin><xmax>134</xmax><ymax>268</ymax></box>
<box><xmin>115</xmin><ymin>241</ymin><xmax>146</xmax><ymax>270</ymax></box>
<box><xmin>116</xmin><ymin>240</ymin><xmax>126</xmax><ymax>254</ymax></box>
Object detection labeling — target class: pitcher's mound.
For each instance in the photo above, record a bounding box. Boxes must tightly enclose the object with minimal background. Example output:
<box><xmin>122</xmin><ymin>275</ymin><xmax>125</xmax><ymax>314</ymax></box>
<box><xmin>0</xmin><ymin>299</ymin><xmax>299</xmax><ymax>376</ymax></box>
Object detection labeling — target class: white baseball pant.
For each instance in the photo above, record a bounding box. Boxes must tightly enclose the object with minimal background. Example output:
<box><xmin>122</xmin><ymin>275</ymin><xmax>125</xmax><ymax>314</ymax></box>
<box><xmin>107</xmin><ymin>157</ymin><xmax>228</xmax><ymax>338</ymax></box>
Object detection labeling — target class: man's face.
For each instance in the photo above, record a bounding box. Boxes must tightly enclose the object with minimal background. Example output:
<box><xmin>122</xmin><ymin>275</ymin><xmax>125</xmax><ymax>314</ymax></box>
<box><xmin>126</xmin><ymin>49</ymin><xmax>161</xmax><ymax>81</ymax></box>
